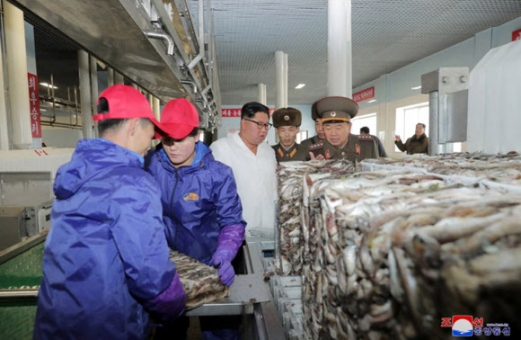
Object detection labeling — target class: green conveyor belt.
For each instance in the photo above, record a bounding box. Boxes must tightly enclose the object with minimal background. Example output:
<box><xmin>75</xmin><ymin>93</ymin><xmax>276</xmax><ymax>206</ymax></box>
<box><xmin>0</xmin><ymin>242</ymin><xmax>44</xmax><ymax>339</ymax></box>
<box><xmin>0</xmin><ymin>242</ymin><xmax>44</xmax><ymax>289</ymax></box>
<box><xmin>0</xmin><ymin>301</ymin><xmax>37</xmax><ymax>340</ymax></box>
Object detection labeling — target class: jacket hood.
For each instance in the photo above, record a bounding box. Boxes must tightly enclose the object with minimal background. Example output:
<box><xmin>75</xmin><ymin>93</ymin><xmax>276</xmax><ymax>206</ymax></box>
<box><xmin>54</xmin><ymin>139</ymin><xmax>144</xmax><ymax>199</ymax></box>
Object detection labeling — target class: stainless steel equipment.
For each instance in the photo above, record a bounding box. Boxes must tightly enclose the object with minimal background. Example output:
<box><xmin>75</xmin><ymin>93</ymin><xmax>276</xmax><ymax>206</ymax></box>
<box><xmin>421</xmin><ymin>67</ymin><xmax>469</xmax><ymax>155</ymax></box>
<box><xmin>0</xmin><ymin>172</ymin><xmax>53</xmax><ymax>251</ymax></box>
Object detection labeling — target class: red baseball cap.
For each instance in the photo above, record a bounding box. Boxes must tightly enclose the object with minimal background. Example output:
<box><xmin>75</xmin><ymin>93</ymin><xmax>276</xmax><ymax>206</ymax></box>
<box><xmin>159</xmin><ymin>98</ymin><xmax>200</xmax><ymax>139</ymax></box>
<box><xmin>93</xmin><ymin>84</ymin><xmax>166</xmax><ymax>138</ymax></box>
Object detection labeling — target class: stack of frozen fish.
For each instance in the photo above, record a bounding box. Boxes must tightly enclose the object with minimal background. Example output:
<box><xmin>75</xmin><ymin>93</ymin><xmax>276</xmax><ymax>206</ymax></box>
<box><xmin>276</xmin><ymin>160</ymin><xmax>355</xmax><ymax>275</ymax></box>
<box><xmin>296</xmin><ymin>160</ymin><xmax>521</xmax><ymax>339</ymax></box>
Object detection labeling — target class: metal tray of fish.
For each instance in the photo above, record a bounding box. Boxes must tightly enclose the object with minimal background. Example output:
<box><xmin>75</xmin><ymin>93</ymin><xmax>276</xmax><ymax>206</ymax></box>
<box><xmin>169</xmin><ymin>251</ymin><xmax>229</xmax><ymax>310</ymax></box>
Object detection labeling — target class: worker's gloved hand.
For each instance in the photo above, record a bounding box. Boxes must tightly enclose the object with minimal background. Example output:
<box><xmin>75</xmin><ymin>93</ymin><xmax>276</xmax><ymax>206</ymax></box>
<box><xmin>213</xmin><ymin>257</ymin><xmax>235</xmax><ymax>286</ymax></box>
<box><xmin>211</xmin><ymin>248</ymin><xmax>235</xmax><ymax>286</ymax></box>
<box><xmin>144</xmin><ymin>272</ymin><xmax>186</xmax><ymax>322</ymax></box>
<box><xmin>211</xmin><ymin>224</ymin><xmax>245</xmax><ymax>286</ymax></box>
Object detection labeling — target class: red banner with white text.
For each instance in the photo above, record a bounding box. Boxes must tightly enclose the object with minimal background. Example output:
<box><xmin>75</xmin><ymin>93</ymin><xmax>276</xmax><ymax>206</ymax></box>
<box><xmin>28</xmin><ymin>73</ymin><xmax>42</xmax><ymax>138</ymax></box>
<box><xmin>221</xmin><ymin>108</ymin><xmax>275</xmax><ymax>118</ymax></box>
<box><xmin>353</xmin><ymin>86</ymin><xmax>375</xmax><ymax>103</ymax></box>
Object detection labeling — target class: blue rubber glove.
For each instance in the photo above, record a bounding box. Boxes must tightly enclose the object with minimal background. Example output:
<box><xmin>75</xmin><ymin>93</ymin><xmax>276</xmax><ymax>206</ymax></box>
<box><xmin>211</xmin><ymin>224</ymin><xmax>245</xmax><ymax>286</ymax></box>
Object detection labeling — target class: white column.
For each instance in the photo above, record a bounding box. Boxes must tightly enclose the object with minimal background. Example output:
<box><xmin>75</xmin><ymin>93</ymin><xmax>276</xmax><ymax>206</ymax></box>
<box><xmin>275</xmin><ymin>51</ymin><xmax>284</xmax><ymax>109</ymax></box>
<box><xmin>257</xmin><ymin>83</ymin><xmax>267</xmax><ymax>105</ymax></box>
<box><xmin>107</xmin><ymin>67</ymin><xmax>114</xmax><ymax>87</ymax></box>
<box><xmin>153</xmin><ymin>97</ymin><xmax>161</xmax><ymax>121</ymax></box>
<box><xmin>4</xmin><ymin>0</ymin><xmax>32</xmax><ymax>149</ymax></box>
<box><xmin>78</xmin><ymin>50</ymin><xmax>93</xmax><ymax>139</ymax></box>
<box><xmin>89</xmin><ymin>56</ymin><xmax>99</xmax><ymax>138</ymax></box>
<box><xmin>283</xmin><ymin>53</ymin><xmax>288</xmax><ymax>107</ymax></box>
<box><xmin>0</xmin><ymin>18</ymin><xmax>9</xmax><ymax>150</ymax></box>
<box><xmin>327</xmin><ymin>0</ymin><xmax>352</xmax><ymax>98</ymax></box>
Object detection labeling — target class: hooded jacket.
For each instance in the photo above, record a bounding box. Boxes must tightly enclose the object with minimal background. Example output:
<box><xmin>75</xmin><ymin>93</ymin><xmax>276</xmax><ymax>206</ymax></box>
<box><xmin>145</xmin><ymin>142</ymin><xmax>246</xmax><ymax>265</ymax></box>
<box><xmin>34</xmin><ymin>139</ymin><xmax>184</xmax><ymax>340</ymax></box>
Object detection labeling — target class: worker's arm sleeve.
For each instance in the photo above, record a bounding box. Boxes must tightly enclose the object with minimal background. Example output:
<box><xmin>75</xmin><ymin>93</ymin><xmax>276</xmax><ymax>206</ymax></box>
<box><xmin>394</xmin><ymin>139</ymin><xmax>407</xmax><ymax>152</ymax></box>
<box><xmin>111</xmin><ymin>176</ymin><xmax>186</xmax><ymax>318</ymax></box>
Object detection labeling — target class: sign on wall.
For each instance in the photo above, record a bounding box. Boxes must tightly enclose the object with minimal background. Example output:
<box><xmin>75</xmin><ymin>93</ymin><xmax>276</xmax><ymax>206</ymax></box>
<box><xmin>221</xmin><ymin>108</ymin><xmax>242</xmax><ymax>118</ymax></box>
<box><xmin>353</xmin><ymin>86</ymin><xmax>375</xmax><ymax>103</ymax></box>
<box><xmin>221</xmin><ymin>108</ymin><xmax>275</xmax><ymax>118</ymax></box>
<box><xmin>28</xmin><ymin>73</ymin><xmax>42</xmax><ymax>138</ymax></box>
<box><xmin>513</xmin><ymin>29</ymin><xmax>521</xmax><ymax>42</ymax></box>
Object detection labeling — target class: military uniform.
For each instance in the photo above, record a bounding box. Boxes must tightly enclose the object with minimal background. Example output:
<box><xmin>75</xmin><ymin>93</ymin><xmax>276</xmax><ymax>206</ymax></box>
<box><xmin>309</xmin><ymin>133</ymin><xmax>378</xmax><ymax>162</ymax></box>
<box><xmin>272</xmin><ymin>107</ymin><xmax>308</xmax><ymax>162</ymax></box>
<box><xmin>272</xmin><ymin>143</ymin><xmax>308</xmax><ymax>162</ymax></box>
<box><xmin>300</xmin><ymin>135</ymin><xmax>322</xmax><ymax>150</ymax></box>
<box><xmin>300</xmin><ymin>101</ymin><xmax>324</xmax><ymax>159</ymax></box>
<box><xmin>311</xmin><ymin>96</ymin><xmax>379</xmax><ymax>162</ymax></box>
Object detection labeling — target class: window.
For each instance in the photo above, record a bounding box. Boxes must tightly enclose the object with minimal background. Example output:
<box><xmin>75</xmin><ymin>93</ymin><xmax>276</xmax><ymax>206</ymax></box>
<box><xmin>351</xmin><ymin>113</ymin><xmax>377</xmax><ymax>136</ymax></box>
<box><xmin>394</xmin><ymin>102</ymin><xmax>461</xmax><ymax>152</ymax></box>
<box><xmin>297</xmin><ymin>130</ymin><xmax>308</xmax><ymax>143</ymax></box>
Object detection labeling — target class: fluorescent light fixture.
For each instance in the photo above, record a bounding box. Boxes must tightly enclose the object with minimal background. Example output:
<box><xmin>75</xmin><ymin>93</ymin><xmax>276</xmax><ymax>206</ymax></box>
<box><xmin>295</xmin><ymin>83</ymin><xmax>306</xmax><ymax>89</ymax></box>
<box><xmin>411</xmin><ymin>85</ymin><xmax>422</xmax><ymax>90</ymax></box>
<box><xmin>40</xmin><ymin>82</ymin><xmax>58</xmax><ymax>89</ymax></box>
<box><xmin>367</xmin><ymin>99</ymin><xmax>377</xmax><ymax>104</ymax></box>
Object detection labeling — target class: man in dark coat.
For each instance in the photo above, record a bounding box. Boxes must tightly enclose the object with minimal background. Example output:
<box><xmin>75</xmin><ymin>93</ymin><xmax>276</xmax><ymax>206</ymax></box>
<box><xmin>309</xmin><ymin>96</ymin><xmax>378</xmax><ymax>162</ymax></box>
<box><xmin>300</xmin><ymin>101</ymin><xmax>324</xmax><ymax>150</ymax></box>
<box><xmin>395</xmin><ymin>123</ymin><xmax>429</xmax><ymax>154</ymax></box>
<box><xmin>360</xmin><ymin>126</ymin><xmax>387</xmax><ymax>157</ymax></box>
<box><xmin>272</xmin><ymin>107</ymin><xmax>308</xmax><ymax>162</ymax></box>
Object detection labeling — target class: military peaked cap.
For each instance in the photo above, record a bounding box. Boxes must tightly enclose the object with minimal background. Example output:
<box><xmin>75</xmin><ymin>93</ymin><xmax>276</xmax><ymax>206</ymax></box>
<box><xmin>316</xmin><ymin>96</ymin><xmax>359</xmax><ymax>123</ymax></box>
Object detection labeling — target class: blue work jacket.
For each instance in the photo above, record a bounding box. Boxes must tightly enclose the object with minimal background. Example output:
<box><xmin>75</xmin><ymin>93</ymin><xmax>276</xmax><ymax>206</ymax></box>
<box><xmin>34</xmin><ymin>139</ymin><xmax>177</xmax><ymax>340</ymax></box>
<box><xmin>145</xmin><ymin>142</ymin><xmax>246</xmax><ymax>265</ymax></box>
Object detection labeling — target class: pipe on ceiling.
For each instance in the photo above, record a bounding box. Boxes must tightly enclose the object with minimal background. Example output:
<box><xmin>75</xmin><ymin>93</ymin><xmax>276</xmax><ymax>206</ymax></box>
<box><xmin>144</xmin><ymin>31</ymin><xmax>174</xmax><ymax>56</ymax></box>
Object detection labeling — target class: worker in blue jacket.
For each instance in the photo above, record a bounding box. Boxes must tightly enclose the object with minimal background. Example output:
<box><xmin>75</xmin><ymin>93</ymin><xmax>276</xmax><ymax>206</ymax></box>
<box><xmin>34</xmin><ymin>85</ymin><xmax>186</xmax><ymax>340</ymax></box>
<box><xmin>145</xmin><ymin>98</ymin><xmax>246</xmax><ymax>340</ymax></box>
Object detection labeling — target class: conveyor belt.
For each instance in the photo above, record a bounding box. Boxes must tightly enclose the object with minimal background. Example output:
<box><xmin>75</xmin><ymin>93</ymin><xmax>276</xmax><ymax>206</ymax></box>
<box><xmin>0</xmin><ymin>235</ymin><xmax>44</xmax><ymax>340</ymax></box>
<box><xmin>0</xmin><ymin>301</ymin><xmax>37</xmax><ymax>340</ymax></box>
<box><xmin>0</xmin><ymin>242</ymin><xmax>44</xmax><ymax>290</ymax></box>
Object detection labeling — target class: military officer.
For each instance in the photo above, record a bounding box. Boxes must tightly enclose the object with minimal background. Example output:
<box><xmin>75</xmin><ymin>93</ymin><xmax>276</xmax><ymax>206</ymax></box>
<box><xmin>309</xmin><ymin>96</ymin><xmax>379</xmax><ymax>162</ymax></box>
<box><xmin>272</xmin><ymin>107</ymin><xmax>308</xmax><ymax>162</ymax></box>
<box><xmin>299</xmin><ymin>101</ymin><xmax>324</xmax><ymax>151</ymax></box>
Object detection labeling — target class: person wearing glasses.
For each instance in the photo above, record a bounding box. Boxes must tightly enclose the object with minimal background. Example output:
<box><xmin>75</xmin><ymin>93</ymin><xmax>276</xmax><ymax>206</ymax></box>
<box><xmin>145</xmin><ymin>98</ymin><xmax>245</xmax><ymax>340</ymax></box>
<box><xmin>210</xmin><ymin>102</ymin><xmax>277</xmax><ymax>237</ymax></box>
<box><xmin>309</xmin><ymin>96</ymin><xmax>379</xmax><ymax>162</ymax></box>
<box><xmin>271</xmin><ymin>107</ymin><xmax>308</xmax><ymax>162</ymax></box>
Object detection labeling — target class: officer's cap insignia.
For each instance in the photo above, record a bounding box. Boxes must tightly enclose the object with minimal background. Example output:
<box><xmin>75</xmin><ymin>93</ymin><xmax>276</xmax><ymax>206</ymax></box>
<box><xmin>284</xmin><ymin>115</ymin><xmax>290</xmax><ymax>121</ymax></box>
<box><xmin>330</xmin><ymin>111</ymin><xmax>336</xmax><ymax>117</ymax></box>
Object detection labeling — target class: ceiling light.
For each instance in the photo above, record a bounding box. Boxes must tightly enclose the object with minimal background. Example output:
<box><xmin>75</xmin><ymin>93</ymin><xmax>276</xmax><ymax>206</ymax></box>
<box><xmin>295</xmin><ymin>83</ymin><xmax>306</xmax><ymax>89</ymax></box>
<box><xmin>40</xmin><ymin>82</ymin><xmax>58</xmax><ymax>89</ymax></box>
<box><xmin>368</xmin><ymin>99</ymin><xmax>377</xmax><ymax>103</ymax></box>
<box><xmin>411</xmin><ymin>85</ymin><xmax>421</xmax><ymax>90</ymax></box>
